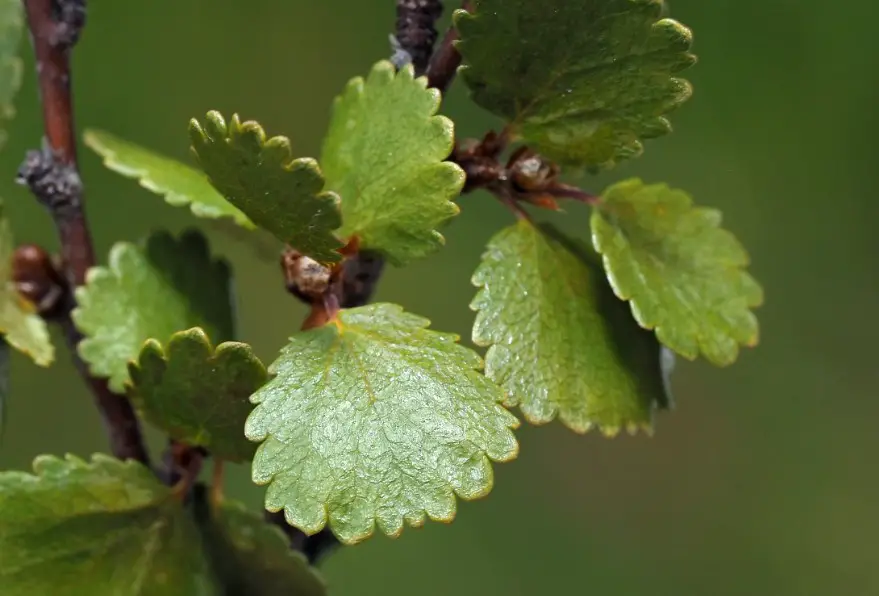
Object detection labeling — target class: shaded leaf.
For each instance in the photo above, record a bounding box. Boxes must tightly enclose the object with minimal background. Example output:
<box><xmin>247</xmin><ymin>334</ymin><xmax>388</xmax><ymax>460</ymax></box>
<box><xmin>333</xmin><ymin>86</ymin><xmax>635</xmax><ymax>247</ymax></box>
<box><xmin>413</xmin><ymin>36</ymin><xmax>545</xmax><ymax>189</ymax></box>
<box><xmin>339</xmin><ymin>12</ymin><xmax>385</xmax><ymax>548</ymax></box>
<box><xmin>128</xmin><ymin>328</ymin><xmax>267</xmax><ymax>462</ymax></box>
<box><xmin>321</xmin><ymin>61</ymin><xmax>464</xmax><ymax>265</ymax></box>
<box><xmin>193</xmin><ymin>493</ymin><xmax>326</xmax><ymax>596</ymax></box>
<box><xmin>0</xmin><ymin>208</ymin><xmax>53</xmax><ymax>367</ymax></box>
<box><xmin>246</xmin><ymin>303</ymin><xmax>519</xmax><ymax>544</ymax></box>
<box><xmin>456</xmin><ymin>0</ymin><xmax>696</xmax><ymax>170</ymax></box>
<box><xmin>83</xmin><ymin>129</ymin><xmax>254</xmax><ymax>228</ymax></box>
<box><xmin>0</xmin><ymin>0</ymin><xmax>24</xmax><ymax>148</ymax></box>
<box><xmin>73</xmin><ymin>229</ymin><xmax>235</xmax><ymax>392</ymax></box>
<box><xmin>591</xmin><ymin>178</ymin><xmax>763</xmax><ymax>365</ymax></box>
<box><xmin>0</xmin><ymin>454</ymin><xmax>215</xmax><ymax>595</ymax></box>
<box><xmin>472</xmin><ymin>220</ymin><xmax>668</xmax><ymax>435</ymax></box>
<box><xmin>190</xmin><ymin>111</ymin><xmax>342</xmax><ymax>263</ymax></box>
<box><xmin>0</xmin><ymin>337</ymin><xmax>8</xmax><ymax>441</ymax></box>
<box><xmin>0</xmin><ymin>455</ymin><xmax>323</xmax><ymax>594</ymax></box>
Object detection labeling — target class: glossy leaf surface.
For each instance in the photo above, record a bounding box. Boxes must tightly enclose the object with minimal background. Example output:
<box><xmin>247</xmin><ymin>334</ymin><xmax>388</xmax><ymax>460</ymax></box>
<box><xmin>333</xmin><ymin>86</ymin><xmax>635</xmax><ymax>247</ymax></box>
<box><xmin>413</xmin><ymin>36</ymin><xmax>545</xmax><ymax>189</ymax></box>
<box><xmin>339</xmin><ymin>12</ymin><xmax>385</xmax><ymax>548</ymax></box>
<box><xmin>472</xmin><ymin>221</ymin><xmax>669</xmax><ymax>434</ymax></box>
<box><xmin>246</xmin><ymin>303</ymin><xmax>519</xmax><ymax>544</ymax></box>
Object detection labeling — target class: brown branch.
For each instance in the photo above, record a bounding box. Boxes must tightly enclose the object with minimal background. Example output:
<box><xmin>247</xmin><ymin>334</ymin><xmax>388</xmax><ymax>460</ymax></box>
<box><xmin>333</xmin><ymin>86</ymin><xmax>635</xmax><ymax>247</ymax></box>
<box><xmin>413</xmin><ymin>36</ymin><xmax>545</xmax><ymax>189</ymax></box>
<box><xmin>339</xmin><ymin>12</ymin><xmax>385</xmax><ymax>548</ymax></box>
<box><xmin>17</xmin><ymin>0</ymin><xmax>149</xmax><ymax>465</ymax></box>
<box><xmin>426</xmin><ymin>0</ymin><xmax>472</xmax><ymax>93</ymax></box>
<box><xmin>394</xmin><ymin>0</ymin><xmax>444</xmax><ymax>76</ymax></box>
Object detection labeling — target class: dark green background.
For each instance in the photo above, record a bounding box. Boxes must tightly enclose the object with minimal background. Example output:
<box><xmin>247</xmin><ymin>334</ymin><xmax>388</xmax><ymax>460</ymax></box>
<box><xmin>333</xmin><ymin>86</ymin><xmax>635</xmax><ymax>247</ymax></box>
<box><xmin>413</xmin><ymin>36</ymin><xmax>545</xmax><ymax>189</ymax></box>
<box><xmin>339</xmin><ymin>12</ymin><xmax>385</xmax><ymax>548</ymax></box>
<box><xmin>2</xmin><ymin>1</ymin><xmax>876</xmax><ymax>594</ymax></box>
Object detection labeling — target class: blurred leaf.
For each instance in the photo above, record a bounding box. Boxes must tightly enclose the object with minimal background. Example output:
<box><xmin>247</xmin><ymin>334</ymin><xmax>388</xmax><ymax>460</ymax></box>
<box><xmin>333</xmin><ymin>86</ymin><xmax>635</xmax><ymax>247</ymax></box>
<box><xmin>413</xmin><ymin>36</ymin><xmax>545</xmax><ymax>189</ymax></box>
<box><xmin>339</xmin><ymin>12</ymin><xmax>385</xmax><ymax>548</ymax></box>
<box><xmin>0</xmin><ymin>337</ymin><xmax>8</xmax><ymax>441</ymax></box>
<box><xmin>190</xmin><ymin>111</ymin><xmax>343</xmax><ymax>263</ymax></box>
<box><xmin>591</xmin><ymin>178</ymin><xmax>763</xmax><ymax>366</ymax></box>
<box><xmin>128</xmin><ymin>328</ymin><xmax>267</xmax><ymax>462</ymax></box>
<box><xmin>83</xmin><ymin>129</ymin><xmax>254</xmax><ymax>228</ymax></box>
<box><xmin>471</xmin><ymin>220</ymin><xmax>668</xmax><ymax>434</ymax></box>
<box><xmin>456</xmin><ymin>0</ymin><xmax>696</xmax><ymax>170</ymax></box>
<box><xmin>0</xmin><ymin>0</ymin><xmax>23</xmax><ymax>148</ymax></box>
<box><xmin>0</xmin><ymin>454</ymin><xmax>215</xmax><ymax>595</ymax></box>
<box><xmin>321</xmin><ymin>61</ymin><xmax>464</xmax><ymax>265</ymax></box>
<box><xmin>245</xmin><ymin>303</ymin><xmax>519</xmax><ymax>544</ymax></box>
<box><xmin>73</xmin><ymin>229</ymin><xmax>234</xmax><ymax>392</ymax></box>
<box><xmin>0</xmin><ymin>209</ymin><xmax>53</xmax><ymax>367</ymax></box>
<box><xmin>195</xmin><ymin>496</ymin><xmax>327</xmax><ymax>596</ymax></box>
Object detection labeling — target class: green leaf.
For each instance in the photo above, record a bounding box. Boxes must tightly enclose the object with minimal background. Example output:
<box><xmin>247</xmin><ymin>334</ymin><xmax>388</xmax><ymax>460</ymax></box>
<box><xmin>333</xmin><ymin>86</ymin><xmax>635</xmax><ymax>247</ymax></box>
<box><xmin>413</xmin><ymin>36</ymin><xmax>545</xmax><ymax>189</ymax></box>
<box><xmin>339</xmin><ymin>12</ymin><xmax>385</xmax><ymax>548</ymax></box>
<box><xmin>0</xmin><ymin>209</ymin><xmax>53</xmax><ymax>367</ymax></box>
<box><xmin>246</xmin><ymin>303</ymin><xmax>519</xmax><ymax>544</ymax></box>
<box><xmin>591</xmin><ymin>178</ymin><xmax>763</xmax><ymax>366</ymax></box>
<box><xmin>73</xmin><ymin>229</ymin><xmax>235</xmax><ymax>392</ymax></box>
<box><xmin>456</xmin><ymin>0</ymin><xmax>696</xmax><ymax>170</ymax></box>
<box><xmin>0</xmin><ymin>337</ymin><xmax>9</xmax><ymax>440</ymax></box>
<box><xmin>128</xmin><ymin>328</ymin><xmax>267</xmax><ymax>462</ymax></box>
<box><xmin>0</xmin><ymin>454</ymin><xmax>215</xmax><ymax>595</ymax></box>
<box><xmin>189</xmin><ymin>111</ymin><xmax>343</xmax><ymax>263</ymax></box>
<box><xmin>195</xmin><ymin>497</ymin><xmax>326</xmax><ymax>596</ymax></box>
<box><xmin>0</xmin><ymin>0</ymin><xmax>24</xmax><ymax>148</ymax></box>
<box><xmin>83</xmin><ymin>129</ymin><xmax>254</xmax><ymax>228</ymax></box>
<box><xmin>471</xmin><ymin>221</ymin><xmax>668</xmax><ymax>435</ymax></box>
<box><xmin>0</xmin><ymin>455</ymin><xmax>326</xmax><ymax>595</ymax></box>
<box><xmin>321</xmin><ymin>60</ymin><xmax>464</xmax><ymax>265</ymax></box>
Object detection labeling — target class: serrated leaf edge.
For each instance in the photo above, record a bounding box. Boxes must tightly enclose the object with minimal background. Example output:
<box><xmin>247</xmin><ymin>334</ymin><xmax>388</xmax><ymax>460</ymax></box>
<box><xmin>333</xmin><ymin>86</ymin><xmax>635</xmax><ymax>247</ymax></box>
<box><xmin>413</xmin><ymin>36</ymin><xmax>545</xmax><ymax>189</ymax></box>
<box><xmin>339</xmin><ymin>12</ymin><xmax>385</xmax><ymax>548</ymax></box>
<box><xmin>591</xmin><ymin>178</ymin><xmax>763</xmax><ymax>366</ymax></box>
<box><xmin>82</xmin><ymin>129</ymin><xmax>255</xmax><ymax>229</ymax></box>
<box><xmin>327</xmin><ymin>60</ymin><xmax>464</xmax><ymax>265</ymax></box>
<box><xmin>188</xmin><ymin>111</ymin><xmax>344</xmax><ymax>263</ymax></box>
<box><xmin>452</xmin><ymin>3</ymin><xmax>697</xmax><ymax>171</ymax></box>
<box><xmin>248</xmin><ymin>302</ymin><xmax>519</xmax><ymax>545</ymax></box>
<box><xmin>126</xmin><ymin>327</ymin><xmax>267</xmax><ymax>460</ymax></box>
<box><xmin>469</xmin><ymin>220</ymin><xmax>657</xmax><ymax>438</ymax></box>
<box><xmin>0</xmin><ymin>452</ymin><xmax>161</xmax><ymax>486</ymax></box>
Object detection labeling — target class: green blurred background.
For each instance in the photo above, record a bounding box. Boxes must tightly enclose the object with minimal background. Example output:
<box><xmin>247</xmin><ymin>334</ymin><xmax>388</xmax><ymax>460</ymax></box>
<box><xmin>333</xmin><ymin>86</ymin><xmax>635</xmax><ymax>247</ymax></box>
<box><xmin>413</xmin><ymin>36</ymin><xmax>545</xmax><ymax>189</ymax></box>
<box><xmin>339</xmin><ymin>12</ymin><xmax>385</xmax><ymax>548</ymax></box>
<box><xmin>2</xmin><ymin>1</ymin><xmax>877</xmax><ymax>594</ymax></box>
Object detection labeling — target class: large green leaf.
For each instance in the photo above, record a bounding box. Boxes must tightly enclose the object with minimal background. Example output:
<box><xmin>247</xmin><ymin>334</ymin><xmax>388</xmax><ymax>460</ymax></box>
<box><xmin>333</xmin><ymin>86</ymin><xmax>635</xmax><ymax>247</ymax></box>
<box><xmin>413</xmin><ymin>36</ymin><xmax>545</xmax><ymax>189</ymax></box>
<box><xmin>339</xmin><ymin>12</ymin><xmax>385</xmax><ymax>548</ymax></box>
<box><xmin>456</xmin><ymin>0</ymin><xmax>696</xmax><ymax>170</ymax></box>
<box><xmin>471</xmin><ymin>221</ymin><xmax>669</xmax><ymax>434</ymax></box>
<box><xmin>0</xmin><ymin>0</ymin><xmax>23</xmax><ymax>148</ymax></box>
<box><xmin>128</xmin><ymin>328</ymin><xmax>267</xmax><ymax>462</ymax></box>
<box><xmin>0</xmin><ymin>454</ymin><xmax>215</xmax><ymax>595</ymax></box>
<box><xmin>83</xmin><ymin>129</ymin><xmax>253</xmax><ymax>228</ymax></box>
<box><xmin>591</xmin><ymin>178</ymin><xmax>763</xmax><ymax>366</ymax></box>
<box><xmin>190</xmin><ymin>112</ymin><xmax>343</xmax><ymax>263</ymax></box>
<box><xmin>0</xmin><ymin>208</ymin><xmax>53</xmax><ymax>367</ymax></box>
<box><xmin>196</xmin><ymin>498</ymin><xmax>326</xmax><ymax>596</ymax></box>
<box><xmin>246</xmin><ymin>303</ymin><xmax>519</xmax><ymax>544</ymax></box>
<box><xmin>321</xmin><ymin>61</ymin><xmax>464</xmax><ymax>265</ymax></box>
<box><xmin>0</xmin><ymin>454</ymin><xmax>326</xmax><ymax>595</ymax></box>
<box><xmin>73</xmin><ymin>230</ymin><xmax>235</xmax><ymax>392</ymax></box>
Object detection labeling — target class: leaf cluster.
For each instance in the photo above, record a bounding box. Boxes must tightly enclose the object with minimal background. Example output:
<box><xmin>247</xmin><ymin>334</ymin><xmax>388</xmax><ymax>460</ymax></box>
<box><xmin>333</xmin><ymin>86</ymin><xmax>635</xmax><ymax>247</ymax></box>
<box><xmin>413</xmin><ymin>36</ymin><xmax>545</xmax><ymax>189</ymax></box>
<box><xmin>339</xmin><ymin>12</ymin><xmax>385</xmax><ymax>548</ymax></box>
<box><xmin>0</xmin><ymin>0</ymin><xmax>765</xmax><ymax>589</ymax></box>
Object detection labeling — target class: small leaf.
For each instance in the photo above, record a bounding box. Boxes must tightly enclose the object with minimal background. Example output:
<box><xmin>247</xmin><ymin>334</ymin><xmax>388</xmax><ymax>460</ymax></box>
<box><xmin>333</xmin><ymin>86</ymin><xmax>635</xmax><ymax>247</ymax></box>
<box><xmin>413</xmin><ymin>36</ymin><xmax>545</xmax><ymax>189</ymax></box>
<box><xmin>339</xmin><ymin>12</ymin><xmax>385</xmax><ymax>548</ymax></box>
<box><xmin>190</xmin><ymin>111</ymin><xmax>343</xmax><ymax>263</ymax></box>
<box><xmin>0</xmin><ymin>0</ymin><xmax>24</xmax><ymax>148</ymax></box>
<box><xmin>472</xmin><ymin>221</ymin><xmax>668</xmax><ymax>435</ymax></box>
<box><xmin>456</xmin><ymin>0</ymin><xmax>696</xmax><ymax>170</ymax></box>
<box><xmin>128</xmin><ymin>328</ymin><xmax>267</xmax><ymax>462</ymax></box>
<box><xmin>73</xmin><ymin>229</ymin><xmax>235</xmax><ymax>392</ymax></box>
<box><xmin>591</xmin><ymin>178</ymin><xmax>763</xmax><ymax>366</ymax></box>
<box><xmin>83</xmin><ymin>129</ymin><xmax>254</xmax><ymax>228</ymax></box>
<box><xmin>0</xmin><ymin>454</ymin><xmax>215</xmax><ymax>595</ymax></box>
<box><xmin>195</xmin><ymin>496</ymin><xmax>327</xmax><ymax>596</ymax></box>
<box><xmin>321</xmin><ymin>60</ymin><xmax>464</xmax><ymax>265</ymax></box>
<box><xmin>246</xmin><ymin>303</ymin><xmax>519</xmax><ymax>544</ymax></box>
<box><xmin>0</xmin><ymin>208</ymin><xmax>53</xmax><ymax>367</ymax></box>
